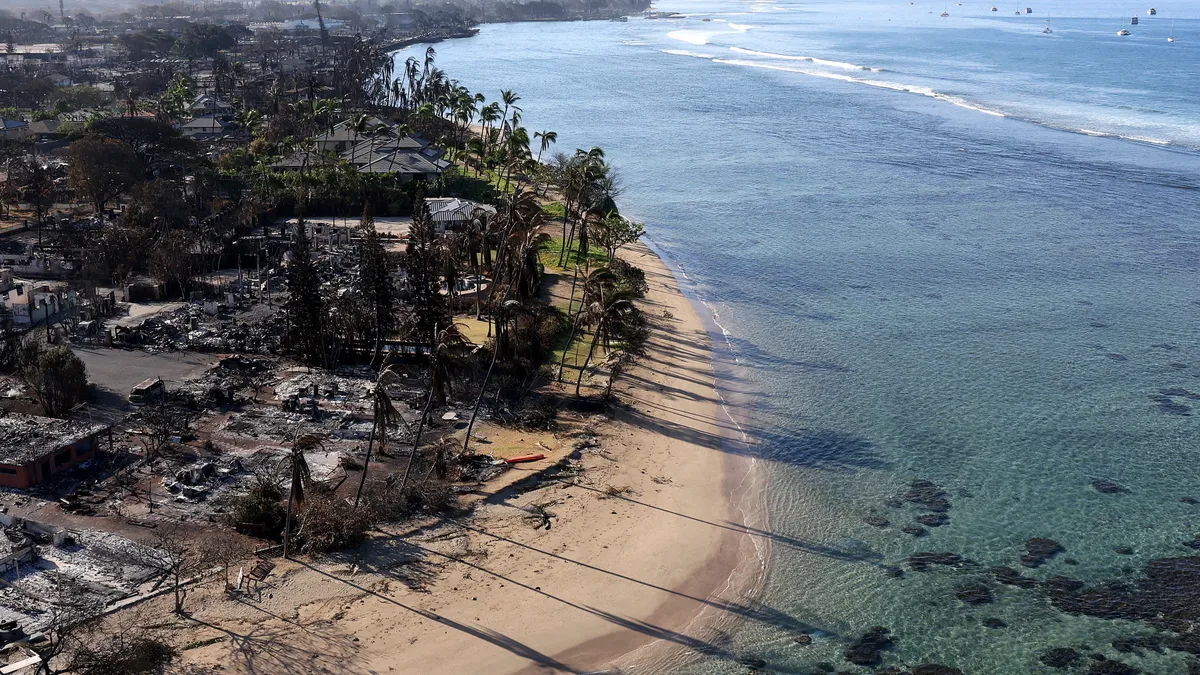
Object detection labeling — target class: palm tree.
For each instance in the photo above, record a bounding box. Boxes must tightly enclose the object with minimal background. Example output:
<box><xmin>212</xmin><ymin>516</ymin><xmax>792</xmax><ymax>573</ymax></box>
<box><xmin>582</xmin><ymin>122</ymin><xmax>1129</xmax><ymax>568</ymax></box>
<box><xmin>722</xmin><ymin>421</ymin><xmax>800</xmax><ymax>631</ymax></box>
<box><xmin>401</xmin><ymin>323</ymin><xmax>469</xmax><ymax>489</ymax></box>
<box><xmin>557</xmin><ymin>267</ymin><xmax>615</xmax><ymax>381</ymax></box>
<box><xmin>576</xmin><ymin>297</ymin><xmax>636</xmax><ymax>396</ymax></box>
<box><xmin>353</xmin><ymin>363</ymin><xmax>411</xmax><ymax>509</ymax></box>
<box><xmin>497</xmin><ymin>89</ymin><xmax>520</xmax><ymax>147</ymax></box>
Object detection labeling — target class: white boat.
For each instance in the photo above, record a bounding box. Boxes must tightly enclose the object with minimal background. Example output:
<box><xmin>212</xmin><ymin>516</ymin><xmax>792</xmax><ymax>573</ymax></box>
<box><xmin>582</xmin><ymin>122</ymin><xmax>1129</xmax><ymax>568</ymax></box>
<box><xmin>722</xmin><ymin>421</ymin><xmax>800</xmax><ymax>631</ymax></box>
<box><xmin>1168</xmin><ymin>20</ymin><xmax>1175</xmax><ymax>42</ymax></box>
<box><xmin>1043</xmin><ymin>23</ymin><xmax>1052</xmax><ymax>33</ymax></box>
<box><xmin>1118</xmin><ymin>26</ymin><xmax>1131</xmax><ymax>36</ymax></box>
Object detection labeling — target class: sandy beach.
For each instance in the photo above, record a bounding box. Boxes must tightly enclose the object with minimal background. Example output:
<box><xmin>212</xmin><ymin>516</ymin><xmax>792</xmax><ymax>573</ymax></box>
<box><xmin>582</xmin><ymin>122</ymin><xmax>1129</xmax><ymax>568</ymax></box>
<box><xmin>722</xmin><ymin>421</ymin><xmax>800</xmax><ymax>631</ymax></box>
<box><xmin>167</xmin><ymin>242</ymin><xmax>765</xmax><ymax>674</ymax></box>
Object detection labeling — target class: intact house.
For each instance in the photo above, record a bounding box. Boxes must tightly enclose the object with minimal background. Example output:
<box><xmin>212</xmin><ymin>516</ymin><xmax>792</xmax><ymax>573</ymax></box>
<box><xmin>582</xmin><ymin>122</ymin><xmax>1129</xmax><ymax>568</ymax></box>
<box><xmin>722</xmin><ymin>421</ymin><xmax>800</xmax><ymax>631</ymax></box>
<box><xmin>181</xmin><ymin>117</ymin><xmax>227</xmax><ymax>140</ymax></box>
<box><xmin>0</xmin><ymin>120</ymin><xmax>29</xmax><ymax>141</ymax></box>
<box><xmin>189</xmin><ymin>94</ymin><xmax>233</xmax><ymax>118</ymax></box>
<box><xmin>0</xmin><ymin>415</ymin><xmax>108</xmax><ymax>489</ymax></box>
<box><xmin>426</xmin><ymin>198</ymin><xmax>496</xmax><ymax>233</ymax></box>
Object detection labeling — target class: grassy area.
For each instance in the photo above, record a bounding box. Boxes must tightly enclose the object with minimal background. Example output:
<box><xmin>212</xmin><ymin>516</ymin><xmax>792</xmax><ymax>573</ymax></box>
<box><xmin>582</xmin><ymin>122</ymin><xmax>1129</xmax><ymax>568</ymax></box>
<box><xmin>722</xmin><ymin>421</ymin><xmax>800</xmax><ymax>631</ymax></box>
<box><xmin>541</xmin><ymin>201</ymin><xmax>565</xmax><ymax>219</ymax></box>
<box><xmin>538</xmin><ymin>236</ymin><xmax>609</xmax><ymax>272</ymax></box>
<box><xmin>547</xmin><ymin>308</ymin><xmax>596</xmax><ymax>375</ymax></box>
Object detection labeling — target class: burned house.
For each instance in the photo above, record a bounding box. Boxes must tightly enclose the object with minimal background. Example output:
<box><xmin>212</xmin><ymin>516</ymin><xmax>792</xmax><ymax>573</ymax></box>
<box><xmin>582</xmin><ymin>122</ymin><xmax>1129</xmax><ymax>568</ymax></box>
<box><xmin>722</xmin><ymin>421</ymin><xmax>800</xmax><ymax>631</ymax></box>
<box><xmin>0</xmin><ymin>415</ymin><xmax>108</xmax><ymax>489</ymax></box>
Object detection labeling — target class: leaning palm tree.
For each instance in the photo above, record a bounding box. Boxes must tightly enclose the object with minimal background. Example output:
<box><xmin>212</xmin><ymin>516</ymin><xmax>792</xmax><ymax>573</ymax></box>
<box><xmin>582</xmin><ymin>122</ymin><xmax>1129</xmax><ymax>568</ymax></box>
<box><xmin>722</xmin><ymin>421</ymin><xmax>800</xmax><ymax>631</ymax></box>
<box><xmin>353</xmin><ymin>363</ymin><xmax>412</xmax><ymax>509</ymax></box>
<box><xmin>557</xmin><ymin>267</ymin><xmax>615</xmax><ymax>381</ymax></box>
<box><xmin>576</xmin><ymin>297</ymin><xmax>636</xmax><ymax>396</ymax></box>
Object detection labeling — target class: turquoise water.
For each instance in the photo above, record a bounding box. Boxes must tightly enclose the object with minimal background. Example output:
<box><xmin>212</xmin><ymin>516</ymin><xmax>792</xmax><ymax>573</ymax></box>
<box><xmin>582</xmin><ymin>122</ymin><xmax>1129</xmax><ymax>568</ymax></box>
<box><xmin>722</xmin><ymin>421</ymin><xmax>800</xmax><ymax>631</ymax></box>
<box><xmin>399</xmin><ymin>2</ymin><xmax>1200</xmax><ymax>672</ymax></box>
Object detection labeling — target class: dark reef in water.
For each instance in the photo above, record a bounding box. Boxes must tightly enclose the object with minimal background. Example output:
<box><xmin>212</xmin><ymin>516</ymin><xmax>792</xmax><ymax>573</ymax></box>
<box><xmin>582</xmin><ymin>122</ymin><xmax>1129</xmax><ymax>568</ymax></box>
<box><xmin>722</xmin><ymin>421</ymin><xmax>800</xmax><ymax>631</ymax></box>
<box><xmin>1105</xmin><ymin>353</ymin><xmax>1129</xmax><ymax>361</ymax></box>
<box><xmin>1022</xmin><ymin>538</ymin><xmax>1065</xmax><ymax>568</ymax></box>
<box><xmin>1041</xmin><ymin>647</ymin><xmax>1081</xmax><ymax>669</ymax></box>
<box><xmin>863</xmin><ymin>513</ymin><xmax>890</xmax><ymax>527</ymax></box>
<box><xmin>1092</xmin><ymin>479</ymin><xmax>1129</xmax><ymax>494</ymax></box>
<box><xmin>982</xmin><ymin>617</ymin><xmax>1008</xmax><ymax>629</ymax></box>
<box><xmin>903</xmin><ymin>480</ymin><xmax>952</xmax><ymax>512</ymax></box>
<box><xmin>909</xmin><ymin>552</ymin><xmax>975</xmax><ymax>572</ymax></box>
<box><xmin>993</xmin><ymin>565</ymin><xmax>1038</xmax><ymax>588</ymax></box>
<box><xmin>902</xmin><ymin>525</ymin><xmax>928</xmax><ymax>537</ymax></box>
<box><xmin>916</xmin><ymin>513</ymin><xmax>949</xmax><ymax>527</ymax></box>
<box><xmin>844</xmin><ymin>626</ymin><xmax>892</xmax><ymax>665</ymax></box>
<box><xmin>954</xmin><ymin>581</ymin><xmax>994</xmax><ymax>605</ymax></box>
<box><xmin>1042</xmin><ymin>556</ymin><xmax>1200</xmax><ymax>661</ymax></box>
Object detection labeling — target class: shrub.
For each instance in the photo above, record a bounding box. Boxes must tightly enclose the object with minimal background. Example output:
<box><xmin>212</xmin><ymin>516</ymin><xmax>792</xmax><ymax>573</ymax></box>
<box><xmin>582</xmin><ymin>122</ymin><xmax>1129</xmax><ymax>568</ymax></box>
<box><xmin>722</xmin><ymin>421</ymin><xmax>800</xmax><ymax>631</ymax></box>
<box><xmin>228</xmin><ymin>477</ymin><xmax>286</xmax><ymax>537</ymax></box>
<box><xmin>296</xmin><ymin>494</ymin><xmax>369</xmax><ymax>553</ymax></box>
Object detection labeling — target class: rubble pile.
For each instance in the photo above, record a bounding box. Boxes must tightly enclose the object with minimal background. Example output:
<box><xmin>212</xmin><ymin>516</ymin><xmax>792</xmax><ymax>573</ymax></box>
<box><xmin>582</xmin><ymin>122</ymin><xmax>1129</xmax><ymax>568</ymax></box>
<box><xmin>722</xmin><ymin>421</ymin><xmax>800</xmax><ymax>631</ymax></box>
<box><xmin>112</xmin><ymin>303</ymin><xmax>286</xmax><ymax>354</ymax></box>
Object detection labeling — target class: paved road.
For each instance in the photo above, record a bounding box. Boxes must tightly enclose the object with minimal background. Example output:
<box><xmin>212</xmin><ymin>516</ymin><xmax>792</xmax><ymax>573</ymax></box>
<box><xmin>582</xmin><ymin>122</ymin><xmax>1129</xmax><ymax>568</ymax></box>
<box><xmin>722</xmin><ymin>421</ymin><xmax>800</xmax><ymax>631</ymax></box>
<box><xmin>75</xmin><ymin>347</ymin><xmax>216</xmax><ymax>421</ymax></box>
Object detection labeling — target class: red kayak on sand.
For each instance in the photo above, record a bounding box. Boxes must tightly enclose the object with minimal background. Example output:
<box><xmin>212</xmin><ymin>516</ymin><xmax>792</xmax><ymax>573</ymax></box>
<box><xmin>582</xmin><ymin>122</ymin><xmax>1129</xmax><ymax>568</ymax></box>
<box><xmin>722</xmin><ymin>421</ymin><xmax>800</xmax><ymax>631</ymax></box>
<box><xmin>505</xmin><ymin>453</ymin><xmax>545</xmax><ymax>464</ymax></box>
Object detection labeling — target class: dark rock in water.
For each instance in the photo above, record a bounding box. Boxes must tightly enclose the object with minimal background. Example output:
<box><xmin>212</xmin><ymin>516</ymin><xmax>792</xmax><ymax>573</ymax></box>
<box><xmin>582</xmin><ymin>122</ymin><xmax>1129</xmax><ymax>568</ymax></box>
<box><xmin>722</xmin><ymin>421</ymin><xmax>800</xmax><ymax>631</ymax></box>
<box><xmin>794</xmin><ymin>634</ymin><xmax>813</xmax><ymax>646</ymax></box>
<box><xmin>1161</xmin><ymin>387</ymin><xmax>1200</xmax><ymax>400</ymax></box>
<box><xmin>1092</xmin><ymin>479</ymin><xmax>1129</xmax><ymax>494</ymax></box>
<box><xmin>912</xmin><ymin>666</ymin><xmax>964</xmax><ymax>675</ymax></box>
<box><xmin>1105</xmin><ymin>353</ymin><xmax>1129</xmax><ymax>362</ymax></box>
<box><xmin>916</xmin><ymin>513</ymin><xmax>950</xmax><ymax>527</ymax></box>
<box><xmin>1114</xmin><ymin>546</ymin><xmax>1135</xmax><ymax>555</ymax></box>
<box><xmin>1150</xmin><ymin>395</ymin><xmax>1192</xmax><ymax>415</ymax></box>
<box><xmin>1090</xmin><ymin>321</ymin><xmax>1111</xmax><ymax>328</ymax></box>
<box><xmin>1088</xmin><ymin>661</ymin><xmax>1140</xmax><ymax>675</ymax></box>
<box><xmin>1112</xmin><ymin>635</ymin><xmax>1163</xmax><ymax>655</ymax></box>
<box><xmin>1022</xmin><ymin>538</ymin><xmax>1065</xmax><ymax>568</ymax></box>
<box><xmin>877</xmin><ymin>669</ymin><xmax>905</xmax><ymax>675</ymax></box>
<box><xmin>910</xmin><ymin>552</ymin><xmax>975</xmax><ymax>572</ymax></box>
<box><xmin>982</xmin><ymin>617</ymin><xmax>1008</xmax><ymax>629</ymax></box>
<box><xmin>992</xmin><ymin>566</ymin><xmax>1038</xmax><ymax>589</ymax></box>
<box><xmin>1041</xmin><ymin>647</ymin><xmax>1082</xmax><ymax>669</ymax></box>
<box><xmin>1043</xmin><ymin>576</ymin><xmax>1086</xmax><ymax>594</ymax></box>
<box><xmin>903</xmin><ymin>525</ymin><xmax>928</xmax><ymax>537</ymax></box>
<box><xmin>1065</xmin><ymin>558</ymin><xmax>1080</xmax><ymax>566</ymax></box>
<box><xmin>1165</xmin><ymin>631</ymin><xmax>1200</xmax><ymax>655</ymax></box>
<box><xmin>955</xmin><ymin>582</ymin><xmax>994</xmax><ymax>605</ymax></box>
<box><xmin>1169</xmin><ymin>362</ymin><xmax>1190</xmax><ymax>370</ymax></box>
<box><xmin>1181</xmin><ymin>497</ymin><xmax>1199</xmax><ymax>505</ymax></box>
<box><xmin>815</xmin><ymin>664</ymin><xmax>835</xmax><ymax>673</ymax></box>
<box><xmin>957</xmin><ymin>488</ymin><xmax>974</xmax><ymax>498</ymax></box>
<box><xmin>863</xmin><ymin>514</ymin><xmax>889</xmax><ymax>528</ymax></box>
<box><xmin>903</xmin><ymin>480</ymin><xmax>952</xmax><ymax>512</ymax></box>
<box><xmin>1152</xmin><ymin>343</ymin><xmax>1180</xmax><ymax>351</ymax></box>
<box><xmin>884</xmin><ymin>565</ymin><xmax>905</xmax><ymax>579</ymax></box>
<box><xmin>884</xmin><ymin>497</ymin><xmax>905</xmax><ymax>509</ymax></box>
<box><xmin>1182</xmin><ymin>537</ymin><xmax>1200</xmax><ymax>550</ymax></box>
<box><xmin>1044</xmin><ymin>556</ymin><xmax>1200</xmax><ymax>643</ymax></box>
<box><xmin>1189</xmin><ymin>658</ymin><xmax>1200</xmax><ymax>675</ymax></box>
<box><xmin>844</xmin><ymin>626</ymin><xmax>892</xmax><ymax>666</ymax></box>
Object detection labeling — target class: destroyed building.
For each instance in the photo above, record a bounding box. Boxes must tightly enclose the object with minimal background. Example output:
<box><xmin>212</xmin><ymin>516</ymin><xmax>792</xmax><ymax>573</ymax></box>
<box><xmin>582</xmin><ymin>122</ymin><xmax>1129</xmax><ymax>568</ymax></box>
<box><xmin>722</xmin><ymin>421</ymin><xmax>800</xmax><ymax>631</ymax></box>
<box><xmin>0</xmin><ymin>415</ymin><xmax>108</xmax><ymax>489</ymax></box>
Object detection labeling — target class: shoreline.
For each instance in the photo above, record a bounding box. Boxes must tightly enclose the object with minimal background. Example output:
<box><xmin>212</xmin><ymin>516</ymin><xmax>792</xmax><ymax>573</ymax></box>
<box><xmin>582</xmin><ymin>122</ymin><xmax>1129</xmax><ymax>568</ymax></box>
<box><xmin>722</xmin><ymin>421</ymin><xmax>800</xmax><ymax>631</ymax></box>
<box><xmin>170</xmin><ymin>240</ymin><xmax>767</xmax><ymax>674</ymax></box>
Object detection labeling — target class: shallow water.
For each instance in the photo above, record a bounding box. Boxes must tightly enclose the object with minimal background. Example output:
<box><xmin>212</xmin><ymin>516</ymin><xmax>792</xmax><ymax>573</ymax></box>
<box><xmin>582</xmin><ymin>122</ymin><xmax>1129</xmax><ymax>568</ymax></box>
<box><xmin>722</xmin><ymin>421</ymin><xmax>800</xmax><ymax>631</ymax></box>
<box><xmin>398</xmin><ymin>2</ymin><xmax>1200</xmax><ymax>671</ymax></box>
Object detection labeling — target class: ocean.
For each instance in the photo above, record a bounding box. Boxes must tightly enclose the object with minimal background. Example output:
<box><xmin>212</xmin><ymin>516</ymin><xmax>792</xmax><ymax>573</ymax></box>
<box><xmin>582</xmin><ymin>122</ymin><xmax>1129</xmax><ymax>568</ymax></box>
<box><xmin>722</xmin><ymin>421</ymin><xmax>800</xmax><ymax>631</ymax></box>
<box><xmin>398</xmin><ymin>1</ymin><xmax>1200</xmax><ymax>672</ymax></box>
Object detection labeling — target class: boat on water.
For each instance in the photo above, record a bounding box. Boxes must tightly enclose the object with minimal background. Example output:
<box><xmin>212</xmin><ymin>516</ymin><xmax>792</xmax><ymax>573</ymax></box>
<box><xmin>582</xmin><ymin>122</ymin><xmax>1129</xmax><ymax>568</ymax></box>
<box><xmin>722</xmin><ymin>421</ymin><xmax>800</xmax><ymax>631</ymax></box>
<box><xmin>991</xmin><ymin>6</ymin><xmax>998</xmax><ymax>11</ymax></box>
<box><xmin>1148</xmin><ymin>7</ymin><xmax>1157</xmax><ymax>15</ymax></box>
<box><xmin>1118</xmin><ymin>25</ymin><xmax>1131</xmax><ymax>36</ymax></box>
<box><xmin>1168</xmin><ymin>21</ymin><xmax>1175</xmax><ymax>41</ymax></box>
<box><xmin>611</xmin><ymin>15</ymin><xmax>628</xmax><ymax>21</ymax></box>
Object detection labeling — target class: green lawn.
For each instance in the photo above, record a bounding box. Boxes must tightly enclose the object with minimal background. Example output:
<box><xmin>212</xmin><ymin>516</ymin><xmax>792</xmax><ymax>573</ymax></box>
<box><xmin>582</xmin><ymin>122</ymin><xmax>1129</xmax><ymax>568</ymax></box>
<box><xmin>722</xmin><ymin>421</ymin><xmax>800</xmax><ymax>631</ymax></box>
<box><xmin>538</xmin><ymin>236</ymin><xmax>609</xmax><ymax>272</ymax></box>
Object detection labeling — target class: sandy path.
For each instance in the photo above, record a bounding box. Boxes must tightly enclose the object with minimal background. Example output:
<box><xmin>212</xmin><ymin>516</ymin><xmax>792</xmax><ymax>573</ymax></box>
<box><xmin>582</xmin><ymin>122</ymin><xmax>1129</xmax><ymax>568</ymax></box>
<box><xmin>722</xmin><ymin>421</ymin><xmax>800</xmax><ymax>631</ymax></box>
<box><xmin>172</xmin><ymin>243</ymin><xmax>764</xmax><ymax>674</ymax></box>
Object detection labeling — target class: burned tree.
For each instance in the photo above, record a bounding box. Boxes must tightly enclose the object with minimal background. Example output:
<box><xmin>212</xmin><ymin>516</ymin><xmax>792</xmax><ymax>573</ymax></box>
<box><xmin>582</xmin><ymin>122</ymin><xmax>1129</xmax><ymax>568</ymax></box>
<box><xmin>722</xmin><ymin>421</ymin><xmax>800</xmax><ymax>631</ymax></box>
<box><xmin>403</xmin><ymin>196</ymin><xmax>449</xmax><ymax>351</ymax></box>
<box><xmin>285</xmin><ymin>220</ymin><xmax>327</xmax><ymax>367</ymax></box>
